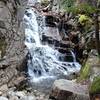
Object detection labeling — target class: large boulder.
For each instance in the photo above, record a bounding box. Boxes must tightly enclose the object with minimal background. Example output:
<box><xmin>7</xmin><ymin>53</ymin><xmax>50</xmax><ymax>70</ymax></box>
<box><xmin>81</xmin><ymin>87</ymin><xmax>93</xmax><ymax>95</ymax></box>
<box><xmin>77</xmin><ymin>50</ymin><xmax>100</xmax><ymax>82</ymax></box>
<box><xmin>49</xmin><ymin>79</ymin><xmax>89</xmax><ymax>100</ymax></box>
<box><xmin>74</xmin><ymin>50</ymin><xmax>100</xmax><ymax>100</ymax></box>
<box><xmin>0</xmin><ymin>0</ymin><xmax>28</xmax><ymax>87</ymax></box>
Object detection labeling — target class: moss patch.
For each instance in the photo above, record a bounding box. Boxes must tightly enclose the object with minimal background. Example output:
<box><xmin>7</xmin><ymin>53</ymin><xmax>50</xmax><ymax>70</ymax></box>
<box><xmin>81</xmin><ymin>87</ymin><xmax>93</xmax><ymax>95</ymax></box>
<box><xmin>90</xmin><ymin>76</ymin><xmax>100</xmax><ymax>94</ymax></box>
<box><xmin>77</xmin><ymin>55</ymin><xmax>100</xmax><ymax>82</ymax></box>
<box><xmin>77</xmin><ymin>63</ymin><xmax>90</xmax><ymax>82</ymax></box>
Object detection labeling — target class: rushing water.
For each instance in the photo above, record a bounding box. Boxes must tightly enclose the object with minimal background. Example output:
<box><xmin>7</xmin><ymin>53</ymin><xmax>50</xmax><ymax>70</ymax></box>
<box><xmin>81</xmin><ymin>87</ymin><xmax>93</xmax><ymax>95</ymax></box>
<box><xmin>24</xmin><ymin>6</ymin><xmax>81</xmax><ymax>92</ymax></box>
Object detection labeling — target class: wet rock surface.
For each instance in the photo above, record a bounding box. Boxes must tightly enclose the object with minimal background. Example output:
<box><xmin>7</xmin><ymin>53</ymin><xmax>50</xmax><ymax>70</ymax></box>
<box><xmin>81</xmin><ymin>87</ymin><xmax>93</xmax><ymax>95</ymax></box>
<box><xmin>41</xmin><ymin>18</ymin><xmax>71</xmax><ymax>53</ymax></box>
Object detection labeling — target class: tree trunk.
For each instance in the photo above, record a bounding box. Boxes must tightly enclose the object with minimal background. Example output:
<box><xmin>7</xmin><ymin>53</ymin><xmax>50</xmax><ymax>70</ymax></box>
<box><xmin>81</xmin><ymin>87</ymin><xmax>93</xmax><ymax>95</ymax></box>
<box><xmin>94</xmin><ymin>13</ymin><xmax>100</xmax><ymax>56</ymax></box>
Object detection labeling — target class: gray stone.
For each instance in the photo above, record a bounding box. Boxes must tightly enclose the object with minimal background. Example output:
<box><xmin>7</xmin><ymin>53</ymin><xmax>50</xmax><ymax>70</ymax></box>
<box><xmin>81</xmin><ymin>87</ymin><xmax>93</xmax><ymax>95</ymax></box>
<box><xmin>15</xmin><ymin>91</ymin><xmax>25</xmax><ymax>98</ymax></box>
<box><xmin>21</xmin><ymin>96</ymin><xmax>36</xmax><ymax>100</ymax></box>
<box><xmin>84</xmin><ymin>51</ymin><xmax>100</xmax><ymax>81</ymax></box>
<box><xmin>0</xmin><ymin>97</ymin><xmax>8</xmax><ymax>100</ymax></box>
<box><xmin>0</xmin><ymin>0</ymin><xmax>28</xmax><ymax>87</ymax></box>
<box><xmin>49</xmin><ymin>79</ymin><xmax>89</xmax><ymax>100</ymax></box>
<box><xmin>13</xmin><ymin>76</ymin><xmax>26</xmax><ymax>88</ymax></box>
<box><xmin>0</xmin><ymin>84</ymin><xmax>8</xmax><ymax>93</ymax></box>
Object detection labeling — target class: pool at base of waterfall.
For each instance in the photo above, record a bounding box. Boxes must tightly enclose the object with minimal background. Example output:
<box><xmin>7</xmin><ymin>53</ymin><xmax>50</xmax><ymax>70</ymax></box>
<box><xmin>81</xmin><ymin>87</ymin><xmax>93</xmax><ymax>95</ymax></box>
<box><xmin>24</xmin><ymin>8</ymin><xmax>81</xmax><ymax>93</ymax></box>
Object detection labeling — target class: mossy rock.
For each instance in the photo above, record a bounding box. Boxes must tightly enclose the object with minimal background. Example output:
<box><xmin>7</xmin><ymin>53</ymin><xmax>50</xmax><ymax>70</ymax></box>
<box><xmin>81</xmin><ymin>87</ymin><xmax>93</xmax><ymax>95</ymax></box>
<box><xmin>77</xmin><ymin>53</ymin><xmax>100</xmax><ymax>82</ymax></box>
<box><xmin>89</xmin><ymin>76</ymin><xmax>100</xmax><ymax>94</ymax></box>
<box><xmin>77</xmin><ymin>63</ymin><xmax>90</xmax><ymax>82</ymax></box>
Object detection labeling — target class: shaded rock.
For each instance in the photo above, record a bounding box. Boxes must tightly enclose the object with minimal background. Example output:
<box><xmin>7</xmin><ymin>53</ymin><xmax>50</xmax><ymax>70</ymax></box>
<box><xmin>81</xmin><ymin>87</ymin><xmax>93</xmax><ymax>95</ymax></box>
<box><xmin>49</xmin><ymin>79</ymin><xmax>89</xmax><ymax>100</ymax></box>
<box><xmin>59</xmin><ymin>40</ymin><xmax>70</xmax><ymax>49</ymax></box>
<box><xmin>42</xmin><ymin>34</ymin><xmax>70</xmax><ymax>53</ymax></box>
<box><xmin>45</xmin><ymin>15</ymin><xmax>59</xmax><ymax>27</ymax></box>
<box><xmin>13</xmin><ymin>76</ymin><xmax>27</xmax><ymax>89</ymax></box>
<box><xmin>89</xmin><ymin>93</ymin><xmax>100</xmax><ymax>100</ymax></box>
<box><xmin>43</xmin><ymin>27</ymin><xmax>61</xmax><ymax>41</ymax></box>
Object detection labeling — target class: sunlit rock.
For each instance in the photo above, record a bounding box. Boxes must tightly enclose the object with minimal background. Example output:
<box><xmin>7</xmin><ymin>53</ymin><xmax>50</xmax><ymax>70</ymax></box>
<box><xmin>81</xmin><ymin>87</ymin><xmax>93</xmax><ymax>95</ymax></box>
<box><xmin>49</xmin><ymin>79</ymin><xmax>89</xmax><ymax>100</ymax></box>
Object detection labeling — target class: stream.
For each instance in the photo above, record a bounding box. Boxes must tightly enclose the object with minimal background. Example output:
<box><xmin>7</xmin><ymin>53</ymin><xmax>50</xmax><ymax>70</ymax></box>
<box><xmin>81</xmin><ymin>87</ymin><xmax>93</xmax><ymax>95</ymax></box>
<box><xmin>24</xmin><ymin>1</ymin><xmax>81</xmax><ymax>92</ymax></box>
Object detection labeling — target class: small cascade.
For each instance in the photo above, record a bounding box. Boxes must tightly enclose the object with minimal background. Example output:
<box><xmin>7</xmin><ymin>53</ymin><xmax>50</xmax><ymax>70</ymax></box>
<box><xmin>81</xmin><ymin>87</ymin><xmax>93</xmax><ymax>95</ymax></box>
<box><xmin>24</xmin><ymin>6</ymin><xmax>81</xmax><ymax>91</ymax></box>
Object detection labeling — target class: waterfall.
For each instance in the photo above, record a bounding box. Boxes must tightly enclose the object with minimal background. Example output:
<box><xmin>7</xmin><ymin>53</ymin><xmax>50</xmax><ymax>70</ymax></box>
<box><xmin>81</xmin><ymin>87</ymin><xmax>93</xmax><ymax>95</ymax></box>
<box><xmin>24</xmin><ymin>7</ymin><xmax>81</xmax><ymax>90</ymax></box>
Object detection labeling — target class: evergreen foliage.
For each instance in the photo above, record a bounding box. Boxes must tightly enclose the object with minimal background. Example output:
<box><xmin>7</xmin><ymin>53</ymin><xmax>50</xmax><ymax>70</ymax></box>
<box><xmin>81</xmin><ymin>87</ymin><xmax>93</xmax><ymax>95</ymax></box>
<box><xmin>69</xmin><ymin>3</ymin><xmax>96</xmax><ymax>15</ymax></box>
<box><xmin>62</xmin><ymin>0</ymin><xmax>97</xmax><ymax>15</ymax></box>
<box><xmin>61</xmin><ymin>0</ymin><xmax>75</xmax><ymax>10</ymax></box>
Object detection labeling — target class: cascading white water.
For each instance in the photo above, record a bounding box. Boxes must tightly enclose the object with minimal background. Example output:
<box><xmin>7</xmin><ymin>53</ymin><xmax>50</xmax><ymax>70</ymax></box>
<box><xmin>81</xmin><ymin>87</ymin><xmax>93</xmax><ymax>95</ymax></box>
<box><xmin>24</xmin><ymin>7</ymin><xmax>81</xmax><ymax>88</ymax></box>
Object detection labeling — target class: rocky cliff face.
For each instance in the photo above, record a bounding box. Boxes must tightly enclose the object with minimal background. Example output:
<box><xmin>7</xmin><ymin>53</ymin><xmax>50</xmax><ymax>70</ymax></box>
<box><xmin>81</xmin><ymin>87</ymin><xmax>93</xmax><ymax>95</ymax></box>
<box><xmin>0</xmin><ymin>0</ymin><xmax>28</xmax><ymax>87</ymax></box>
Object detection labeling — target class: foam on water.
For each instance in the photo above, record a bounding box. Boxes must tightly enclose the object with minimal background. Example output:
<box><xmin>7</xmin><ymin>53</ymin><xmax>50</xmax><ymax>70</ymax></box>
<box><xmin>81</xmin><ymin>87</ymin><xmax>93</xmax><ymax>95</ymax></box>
<box><xmin>24</xmin><ymin>8</ymin><xmax>81</xmax><ymax>84</ymax></box>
